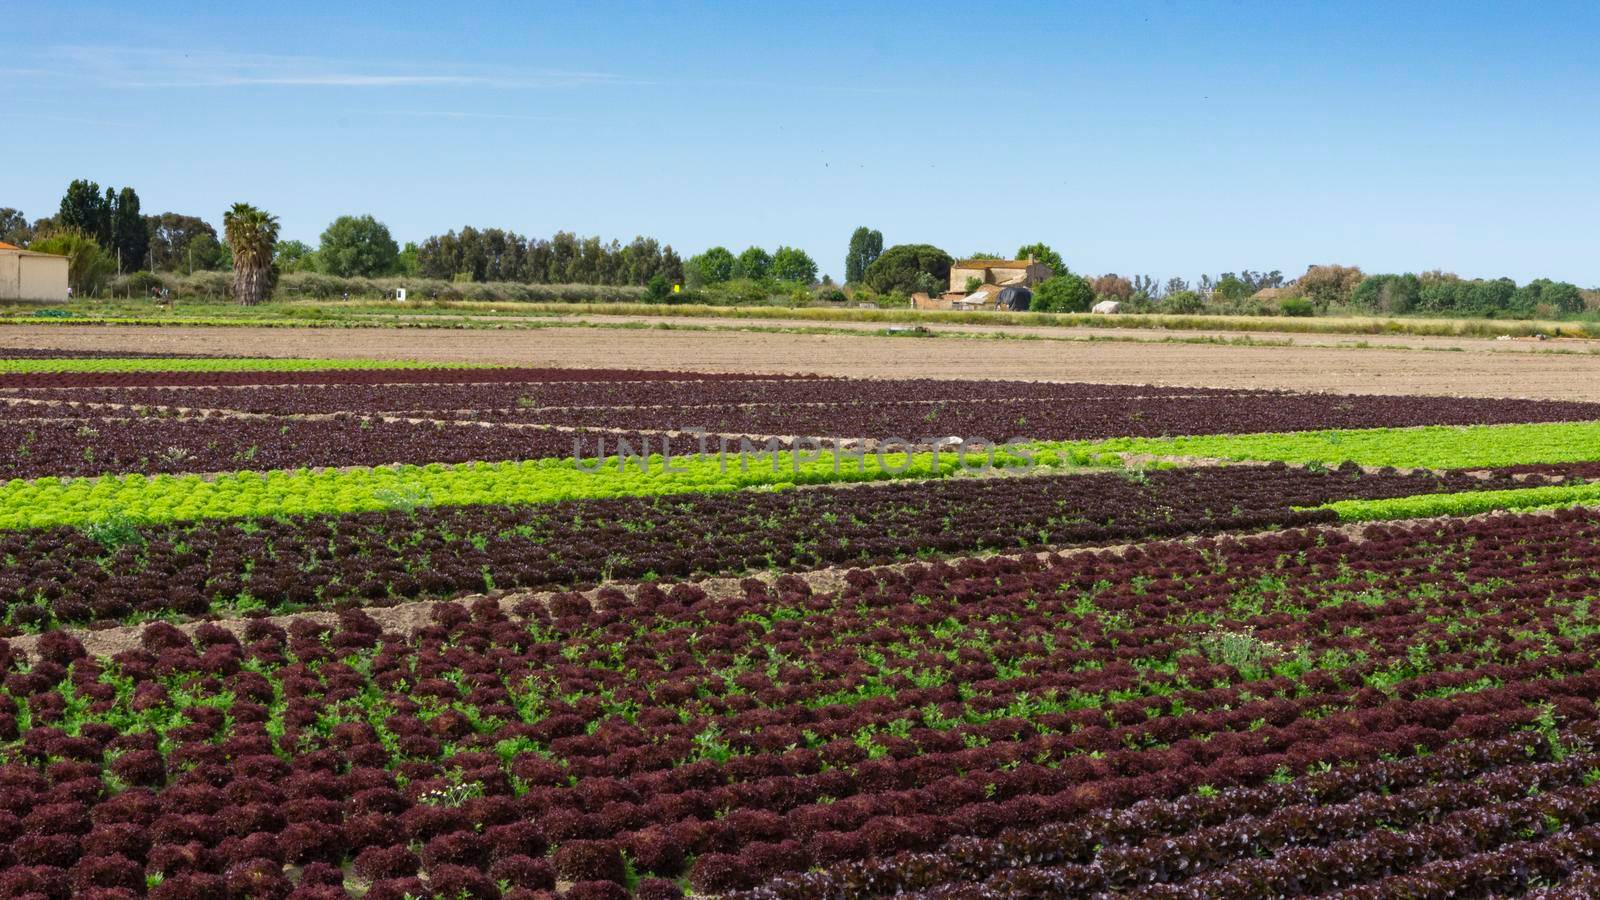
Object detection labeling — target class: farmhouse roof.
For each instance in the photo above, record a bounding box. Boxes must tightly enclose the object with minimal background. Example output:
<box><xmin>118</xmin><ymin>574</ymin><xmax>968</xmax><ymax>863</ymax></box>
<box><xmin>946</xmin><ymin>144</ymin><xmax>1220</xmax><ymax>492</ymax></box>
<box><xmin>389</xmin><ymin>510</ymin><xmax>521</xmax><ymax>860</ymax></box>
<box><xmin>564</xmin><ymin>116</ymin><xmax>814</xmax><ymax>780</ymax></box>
<box><xmin>955</xmin><ymin>258</ymin><xmax>1038</xmax><ymax>268</ymax></box>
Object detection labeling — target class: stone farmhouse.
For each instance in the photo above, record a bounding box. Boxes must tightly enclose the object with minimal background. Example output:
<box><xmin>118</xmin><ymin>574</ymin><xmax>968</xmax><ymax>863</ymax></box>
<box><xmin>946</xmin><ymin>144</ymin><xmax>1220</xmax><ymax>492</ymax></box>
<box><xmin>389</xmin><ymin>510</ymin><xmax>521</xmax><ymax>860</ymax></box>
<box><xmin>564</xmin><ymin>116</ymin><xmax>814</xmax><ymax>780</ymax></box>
<box><xmin>911</xmin><ymin>256</ymin><xmax>1054</xmax><ymax>311</ymax></box>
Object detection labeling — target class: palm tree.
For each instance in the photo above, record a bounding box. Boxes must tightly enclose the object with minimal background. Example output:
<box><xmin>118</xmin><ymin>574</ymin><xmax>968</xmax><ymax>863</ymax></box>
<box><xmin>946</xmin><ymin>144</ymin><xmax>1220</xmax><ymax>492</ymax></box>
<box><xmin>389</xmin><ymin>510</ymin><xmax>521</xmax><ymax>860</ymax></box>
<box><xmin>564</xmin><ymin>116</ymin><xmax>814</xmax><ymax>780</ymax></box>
<box><xmin>223</xmin><ymin>203</ymin><xmax>279</xmax><ymax>305</ymax></box>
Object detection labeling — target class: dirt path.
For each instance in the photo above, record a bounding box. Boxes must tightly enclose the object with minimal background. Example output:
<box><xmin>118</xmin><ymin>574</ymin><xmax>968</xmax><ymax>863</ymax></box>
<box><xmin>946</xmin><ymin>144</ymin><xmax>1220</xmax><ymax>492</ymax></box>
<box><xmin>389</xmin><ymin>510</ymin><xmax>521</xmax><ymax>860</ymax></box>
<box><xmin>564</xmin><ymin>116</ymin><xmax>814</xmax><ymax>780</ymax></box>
<box><xmin>3</xmin><ymin>324</ymin><xmax>1600</xmax><ymax>400</ymax></box>
<box><xmin>534</xmin><ymin>312</ymin><xmax>1600</xmax><ymax>353</ymax></box>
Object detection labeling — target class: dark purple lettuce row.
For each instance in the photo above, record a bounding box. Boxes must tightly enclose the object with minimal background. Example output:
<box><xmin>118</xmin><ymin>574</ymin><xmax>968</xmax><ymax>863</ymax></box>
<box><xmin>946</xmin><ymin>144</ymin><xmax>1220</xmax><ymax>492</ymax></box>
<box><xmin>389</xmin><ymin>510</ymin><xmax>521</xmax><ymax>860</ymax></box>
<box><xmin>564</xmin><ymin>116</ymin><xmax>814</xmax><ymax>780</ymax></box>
<box><xmin>0</xmin><ymin>378</ymin><xmax>1250</xmax><ymax>418</ymax></box>
<box><xmin>0</xmin><ymin>464</ymin><xmax>1539</xmax><ymax>630</ymax></box>
<box><xmin>496</xmin><ymin>391</ymin><xmax>1600</xmax><ymax>440</ymax></box>
<box><xmin>0</xmin><ymin>416</ymin><xmax>741</xmax><ymax>479</ymax></box>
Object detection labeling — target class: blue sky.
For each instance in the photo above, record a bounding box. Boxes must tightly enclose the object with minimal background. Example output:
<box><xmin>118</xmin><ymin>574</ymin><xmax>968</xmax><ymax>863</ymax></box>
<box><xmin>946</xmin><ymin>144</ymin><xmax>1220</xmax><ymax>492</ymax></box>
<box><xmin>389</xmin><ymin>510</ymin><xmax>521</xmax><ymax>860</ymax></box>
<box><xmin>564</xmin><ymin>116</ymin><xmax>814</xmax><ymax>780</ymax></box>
<box><xmin>3</xmin><ymin>1</ymin><xmax>1598</xmax><ymax>284</ymax></box>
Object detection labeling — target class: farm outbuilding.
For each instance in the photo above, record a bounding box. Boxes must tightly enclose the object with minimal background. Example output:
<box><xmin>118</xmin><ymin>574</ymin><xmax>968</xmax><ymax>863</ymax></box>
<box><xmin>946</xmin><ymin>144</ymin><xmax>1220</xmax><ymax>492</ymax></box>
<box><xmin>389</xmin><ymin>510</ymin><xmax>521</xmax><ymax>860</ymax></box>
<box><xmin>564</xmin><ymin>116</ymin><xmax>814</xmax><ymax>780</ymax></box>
<box><xmin>0</xmin><ymin>243</ymin><xmax>70</xmax><ymax>301</ymax></box>
<box><xmin>910</xmin><ymin>256</ymin><xmax>1053</xmax><ymax>311</ymax></box>
<box><xmin>948</xmin><ymin>257</ymin><xmax>1054</xmax><ymax>293</ymax></box>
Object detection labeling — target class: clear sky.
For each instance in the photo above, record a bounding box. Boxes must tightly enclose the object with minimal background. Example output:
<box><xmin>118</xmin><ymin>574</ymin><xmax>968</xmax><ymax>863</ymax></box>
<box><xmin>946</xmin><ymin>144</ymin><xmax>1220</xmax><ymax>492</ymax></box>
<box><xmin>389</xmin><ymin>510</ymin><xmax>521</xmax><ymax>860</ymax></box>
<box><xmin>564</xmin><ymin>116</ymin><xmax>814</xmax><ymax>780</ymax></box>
<box><xmin>3</xmin><ymin>1</ymin><xmax>1598</xmax><ymax>285</ymax></box>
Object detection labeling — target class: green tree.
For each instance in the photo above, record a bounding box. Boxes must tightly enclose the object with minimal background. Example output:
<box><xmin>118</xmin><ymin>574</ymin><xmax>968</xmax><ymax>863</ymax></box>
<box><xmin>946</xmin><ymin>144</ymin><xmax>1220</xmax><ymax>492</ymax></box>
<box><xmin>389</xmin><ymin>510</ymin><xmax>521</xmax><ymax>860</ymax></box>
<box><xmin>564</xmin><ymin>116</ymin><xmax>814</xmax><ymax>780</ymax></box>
<box><xmin>844</xmin><ymin>226</ymin><xmax>883</xmax><ymax>284</ymax></box>
<box><xmin>1535</xmin><ymin>279</ymin><xmax>1584</xmax><ymax>316</ymax></box>
<box><xmin>687</xmin><ymin>246</ymin><xmax>737</xmax><ymax>286</ymax></box>
<box><xmin>0</xmin><ymin>208</ymin><xmax>31</xmax><ymax>246</ymax></box>
<box><xmin>29</xmin><ymin>228</ymin><xmax>115</xmax><ymax>297</ymax></box>
<box><xmin>1030</xmin><ymin>272</ymin><xmax>1095</xmax><ymax>312</ymax></box>
<box><xmin>735</xmin><ymin>246</ymin><xmax>772</xmax><ymax>280</ymax></box>
<box><xmin>863</xmin><ymin>244</ymin><xmax>953</xmax><ymax>294</ymax></box>
<box><xmin>1214</xmin><ymin>272</ymin><xmax>1253</xmax><ymax>301</ymax></box>
<box><xmin>144</xmin><ymin>213</ymin><xmax>221</xmax><ymax>272</ymax></box>
<box><xmin>396</xmin><ymin>241</ymin><xmax>420</xmax><ymax>277</ymax></box>
<box><xmin>274</xmin><ymin>239</ymin><xmax>318</xmax><ymax>273</ymax></box>
<box><xmin>112</xmin><ymin>187</ymin><xmax>147</xmax><ymax>273</ymax></box>
<box><xmin>58</xmin><ymin>180</ymin><xmax>113</xmax><ymax>247</ymax></box>
<box><xmin>223</xmin><ymin>203</ymin><xmax>280</xmax><ymax>306</ymax></box>
<box><xmin>770</xmin><ymin>246</ymin><xmax>818</xmax><ymax>284</ymax></box>
<box><xmin>1351</xmin><ymin>273</ymin><xmax>1421</xmax><ymax>314</ymax></box>
<box><xmin>1014</xmin><ymin>242</ymin><xmax>1065</xmax><ymax>273</ymax></box>
<box><xmin>317</xmin><ymin>214</ymin><xmax>399</xmax><ymax>277</ymax></box>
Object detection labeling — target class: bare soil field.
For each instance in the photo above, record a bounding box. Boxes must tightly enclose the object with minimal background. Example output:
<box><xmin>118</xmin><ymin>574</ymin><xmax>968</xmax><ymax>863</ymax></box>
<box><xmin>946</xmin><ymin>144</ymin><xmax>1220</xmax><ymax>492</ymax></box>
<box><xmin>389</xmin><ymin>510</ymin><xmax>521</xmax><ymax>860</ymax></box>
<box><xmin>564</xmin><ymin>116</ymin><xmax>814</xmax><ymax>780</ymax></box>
<box><xmin>507</xmin><ymin>311</ymin><xmax>1600</xmax><ymax>354</ymax></box>
<box><xmin>4</xmin><ymin>323</ymin><xmax>1600</xmax><ymax>398</ymax></box>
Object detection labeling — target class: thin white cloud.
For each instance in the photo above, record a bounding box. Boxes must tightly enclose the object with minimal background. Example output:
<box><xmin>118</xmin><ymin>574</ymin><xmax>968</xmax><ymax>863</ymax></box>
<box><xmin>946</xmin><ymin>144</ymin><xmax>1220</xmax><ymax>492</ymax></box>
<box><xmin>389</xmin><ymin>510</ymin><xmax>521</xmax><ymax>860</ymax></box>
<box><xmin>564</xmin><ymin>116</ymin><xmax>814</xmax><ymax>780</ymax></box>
<box><xmin>43</xmin><ymin>46</ymin><xmax>632</xmax><ymax>90</ymax></box>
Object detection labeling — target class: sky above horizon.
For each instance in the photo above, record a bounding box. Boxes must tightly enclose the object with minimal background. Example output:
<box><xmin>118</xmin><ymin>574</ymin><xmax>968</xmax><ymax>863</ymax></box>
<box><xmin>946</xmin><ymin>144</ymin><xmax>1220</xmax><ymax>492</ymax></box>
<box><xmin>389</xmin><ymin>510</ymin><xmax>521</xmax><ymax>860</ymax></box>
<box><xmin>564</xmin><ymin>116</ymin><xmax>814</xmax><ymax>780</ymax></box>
<box><xmin>3</xmin><ymin>1</ymin><xmax>1598</xmax><ymax>285</ymax></box>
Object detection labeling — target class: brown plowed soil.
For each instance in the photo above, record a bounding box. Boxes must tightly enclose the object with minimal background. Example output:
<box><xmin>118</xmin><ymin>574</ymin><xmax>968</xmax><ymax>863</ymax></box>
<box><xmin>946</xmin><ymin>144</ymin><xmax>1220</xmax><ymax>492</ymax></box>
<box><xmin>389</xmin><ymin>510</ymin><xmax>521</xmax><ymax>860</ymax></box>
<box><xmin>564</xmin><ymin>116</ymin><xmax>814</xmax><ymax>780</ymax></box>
<box><xmin>3</xmin><ymin>323</ymin><xmax>1599</xmax><ymax>399</ymax></box>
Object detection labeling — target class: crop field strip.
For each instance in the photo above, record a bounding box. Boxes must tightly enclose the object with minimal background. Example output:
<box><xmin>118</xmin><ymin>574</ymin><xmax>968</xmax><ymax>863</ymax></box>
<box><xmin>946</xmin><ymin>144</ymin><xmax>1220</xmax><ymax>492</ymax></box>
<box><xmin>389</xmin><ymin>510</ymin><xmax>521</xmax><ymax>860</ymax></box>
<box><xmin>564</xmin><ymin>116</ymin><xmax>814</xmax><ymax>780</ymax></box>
<box><xmin>4</xmin><ymin>355</ymin><xmax>1600</xmax><ymax>897</ymax></box>
<box><xmin>6</xmin><ymin>510</ymin><xmax>1600</xmax><ymax>896</ymax></box>
<box><xmin>4</xmin><ymin>417</ymin><xmax>1600</xmax><ymax>534</ymax></box>
<box><xmin>0</xmin><ymin>378</ymin><xmax>1260</xmax><ymax>413</ymax></box>
<box><xmin>0</xmin><ymin>464</ymin><xmax>1554</xmax><ymax>633</ymax></box>
<box><xmin>0</xmin><ymin>367</ymin><xmax>815</xmax><ymax>389</ymax></box>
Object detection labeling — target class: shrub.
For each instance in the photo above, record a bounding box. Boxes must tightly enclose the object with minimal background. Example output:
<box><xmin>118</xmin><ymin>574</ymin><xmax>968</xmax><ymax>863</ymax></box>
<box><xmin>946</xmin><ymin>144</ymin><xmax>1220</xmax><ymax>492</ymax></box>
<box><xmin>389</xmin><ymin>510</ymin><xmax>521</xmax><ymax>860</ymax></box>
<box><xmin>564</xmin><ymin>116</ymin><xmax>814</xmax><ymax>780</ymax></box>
<box><xmin>1279</xmin><ymin>297</ymin><xmax>1315</xmax><ymax>317</ymax></box>
<box><xmin>1160</xmin><ymin>290</ymin><xmax>1205</xmax><ymax>314</ymax></box>
<box><xmin>1031</xmin><ymin>273</ymin><xmax>1094</xmax><ymax>313</ymax></box>
<box><xmin>113</xmin><ymin>271</ymin><xmax>167</xmax><ymax>298</ymax></box>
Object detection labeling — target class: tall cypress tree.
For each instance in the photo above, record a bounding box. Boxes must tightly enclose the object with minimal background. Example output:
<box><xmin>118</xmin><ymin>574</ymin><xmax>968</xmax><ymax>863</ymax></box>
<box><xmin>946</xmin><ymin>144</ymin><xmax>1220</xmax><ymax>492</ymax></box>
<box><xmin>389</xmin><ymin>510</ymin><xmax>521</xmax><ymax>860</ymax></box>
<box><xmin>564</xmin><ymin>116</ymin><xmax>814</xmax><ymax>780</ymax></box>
<box><xmin>112</xmin><ymin>187</ymin><xmax>148</xmax><ymax>273</ymax></box>
<box><xmin>845</xmin><ymin>226</ymin><xmax>883</xmax><ymax>285</ymax></box>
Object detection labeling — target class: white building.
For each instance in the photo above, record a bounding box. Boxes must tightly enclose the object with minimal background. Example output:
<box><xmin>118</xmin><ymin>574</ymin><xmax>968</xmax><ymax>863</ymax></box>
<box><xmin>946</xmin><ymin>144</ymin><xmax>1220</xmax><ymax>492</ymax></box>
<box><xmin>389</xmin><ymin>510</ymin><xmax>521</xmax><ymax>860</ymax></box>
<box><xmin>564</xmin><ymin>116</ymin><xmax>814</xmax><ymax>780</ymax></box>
<box><xmin>0</xmin><ymin>243</ymin><xmax>70</xmax><ymax>301</ymax></box>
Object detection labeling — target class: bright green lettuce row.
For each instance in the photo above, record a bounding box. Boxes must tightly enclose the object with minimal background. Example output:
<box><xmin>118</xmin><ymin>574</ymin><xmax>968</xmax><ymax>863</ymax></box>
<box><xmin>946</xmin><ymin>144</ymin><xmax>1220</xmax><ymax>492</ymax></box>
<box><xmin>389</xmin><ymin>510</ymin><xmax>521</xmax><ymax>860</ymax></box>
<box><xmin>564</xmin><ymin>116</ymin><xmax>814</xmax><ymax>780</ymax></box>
<box><xmin>0</xmin><ymin>357</ymin><xmax>489</xmax><ymax>374</ymax></box>
<box><xmin>1078</xmin><ymin>420</ymin><xmax>1600</xmax><ymax>470</ymax></box>
<box><xmin>0</xmin><ymin>444</ymin><xmax>1090</xmax><ymax>530</ymax></box>
<box><xmin>1314</xmin><ymin>481</ymin><xmax>1600</xmax><ymax>522</ymax></box>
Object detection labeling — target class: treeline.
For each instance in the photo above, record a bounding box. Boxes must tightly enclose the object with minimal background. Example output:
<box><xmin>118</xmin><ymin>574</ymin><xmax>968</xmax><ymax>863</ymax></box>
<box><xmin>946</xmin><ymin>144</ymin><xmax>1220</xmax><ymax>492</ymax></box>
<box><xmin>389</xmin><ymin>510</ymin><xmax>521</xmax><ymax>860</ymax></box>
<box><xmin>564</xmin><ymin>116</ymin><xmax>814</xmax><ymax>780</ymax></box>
<box><xmin>416</xmin><ymin>229</ymin><xmax>685</xmax><ymax>287</ymax></box>
<box><xmin>685</xmin><ymin>245</ymin><xmax>818</xmax><ymax>287</ymax></box>
<box><xmin>4</xmin><ymin>181</ymin><xmax>691</xmax><ymax>300</ymax></box>
<box><xmin>1348</xmin><ymin>271</ymin><xmax>1586</xmax><ymax>317</ymax></box>
<box><xmin>107</xmin><ymin>271</ymin><xmax>645</xmax><ymax>304</ymax></box>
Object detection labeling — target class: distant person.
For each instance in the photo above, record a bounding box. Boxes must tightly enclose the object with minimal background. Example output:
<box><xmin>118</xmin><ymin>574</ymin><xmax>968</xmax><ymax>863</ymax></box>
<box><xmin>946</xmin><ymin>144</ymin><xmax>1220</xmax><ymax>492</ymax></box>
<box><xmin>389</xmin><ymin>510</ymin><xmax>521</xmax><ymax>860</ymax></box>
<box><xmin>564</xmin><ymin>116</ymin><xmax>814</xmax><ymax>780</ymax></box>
<box><xmin>66</xmin><ymin>287</ymin><xmax>73</xmax><ymax>299</ymax></box>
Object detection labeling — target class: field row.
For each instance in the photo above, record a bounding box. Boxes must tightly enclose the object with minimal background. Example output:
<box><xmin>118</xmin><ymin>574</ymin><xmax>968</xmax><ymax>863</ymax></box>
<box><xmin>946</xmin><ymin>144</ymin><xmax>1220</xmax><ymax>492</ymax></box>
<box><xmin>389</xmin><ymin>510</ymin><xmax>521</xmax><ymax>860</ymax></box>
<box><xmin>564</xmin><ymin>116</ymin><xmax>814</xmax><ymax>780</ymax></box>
<box><xmin>743</xmin><ymin>733</ymin><xmax>1600</xmax><ymax>898</ymax></box>
<box><xmin>489</xmin><ymin>394</ymin><xmax>1600</xmax><ymax>442</ymax></box>
<box><xmin>2</xmin><ymin>417</ymin><xmax>1600</xmax><ymax>532</ymax></box>
<box><xmin>0</xmin><ymin>367</ymin><xmax>806</xmax><ymax>389</ymax></box>
<box><xmin>0</xmin><ymin>358</ymin><xmax>479</xmax><ymax>374</ymax></box>
<box><xmin>9</xmin><ymin>383</ymin><xmax>1600</xmax><ymax>443</ymax></box>
<box><xmin>0</xmin><ymin>418</ymin><xmax>689</xmax><ymax>480</ymax></box>
<box><xmin>0</xmin><ymin>464</ymin><xmax>1535</xmax><ymax>630</ymax></box>
<box><xmin>1</xmin><ymin>509</ymin><xmax>1597</xmax><ymax>896</ymax></box>
<box><xmin>0</xmin><ymin>379</ymin><xmax>1254</xmax><ymax>416</ymax></box>
<box><xmin>0</xmin><ymin>348</ymin><xmax>237</xmax><ymax>361</ymax></box>
<box><xmin>13</xmin><ymin>410</ymin><xmax>1600</xmax><ymax>483</ymax></box>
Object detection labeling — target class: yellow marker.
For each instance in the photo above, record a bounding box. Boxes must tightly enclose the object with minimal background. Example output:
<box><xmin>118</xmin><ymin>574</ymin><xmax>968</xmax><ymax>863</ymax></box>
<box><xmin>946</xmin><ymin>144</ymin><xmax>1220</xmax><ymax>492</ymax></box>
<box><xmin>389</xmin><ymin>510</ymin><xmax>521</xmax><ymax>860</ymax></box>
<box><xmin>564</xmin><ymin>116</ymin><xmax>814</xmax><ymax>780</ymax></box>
<box><xmin>672</xmin><ymin>284</ymin><xmax>682</xmax><ymax>293</ymax></box>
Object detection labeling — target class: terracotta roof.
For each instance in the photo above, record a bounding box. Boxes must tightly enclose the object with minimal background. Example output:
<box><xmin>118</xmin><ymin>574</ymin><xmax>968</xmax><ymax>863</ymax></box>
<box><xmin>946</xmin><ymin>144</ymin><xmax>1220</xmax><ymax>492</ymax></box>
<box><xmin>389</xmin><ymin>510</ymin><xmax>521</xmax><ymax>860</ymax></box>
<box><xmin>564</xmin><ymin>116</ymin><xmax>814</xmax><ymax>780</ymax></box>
<box><xmin>0</xmin><ymin>242</ymin><xmax>18</xmax><ymax>251</ymax></box>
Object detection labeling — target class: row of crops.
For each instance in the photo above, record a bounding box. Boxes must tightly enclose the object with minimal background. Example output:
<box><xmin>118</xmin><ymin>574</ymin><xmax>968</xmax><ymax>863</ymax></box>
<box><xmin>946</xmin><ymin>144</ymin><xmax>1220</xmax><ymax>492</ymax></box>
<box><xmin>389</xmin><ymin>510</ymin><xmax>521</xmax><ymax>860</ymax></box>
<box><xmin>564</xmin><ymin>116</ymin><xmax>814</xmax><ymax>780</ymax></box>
<box><xmin>1</xmin><ymin>351</ymin><xmax>1600</xmax><ymax>897</ymax></box>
